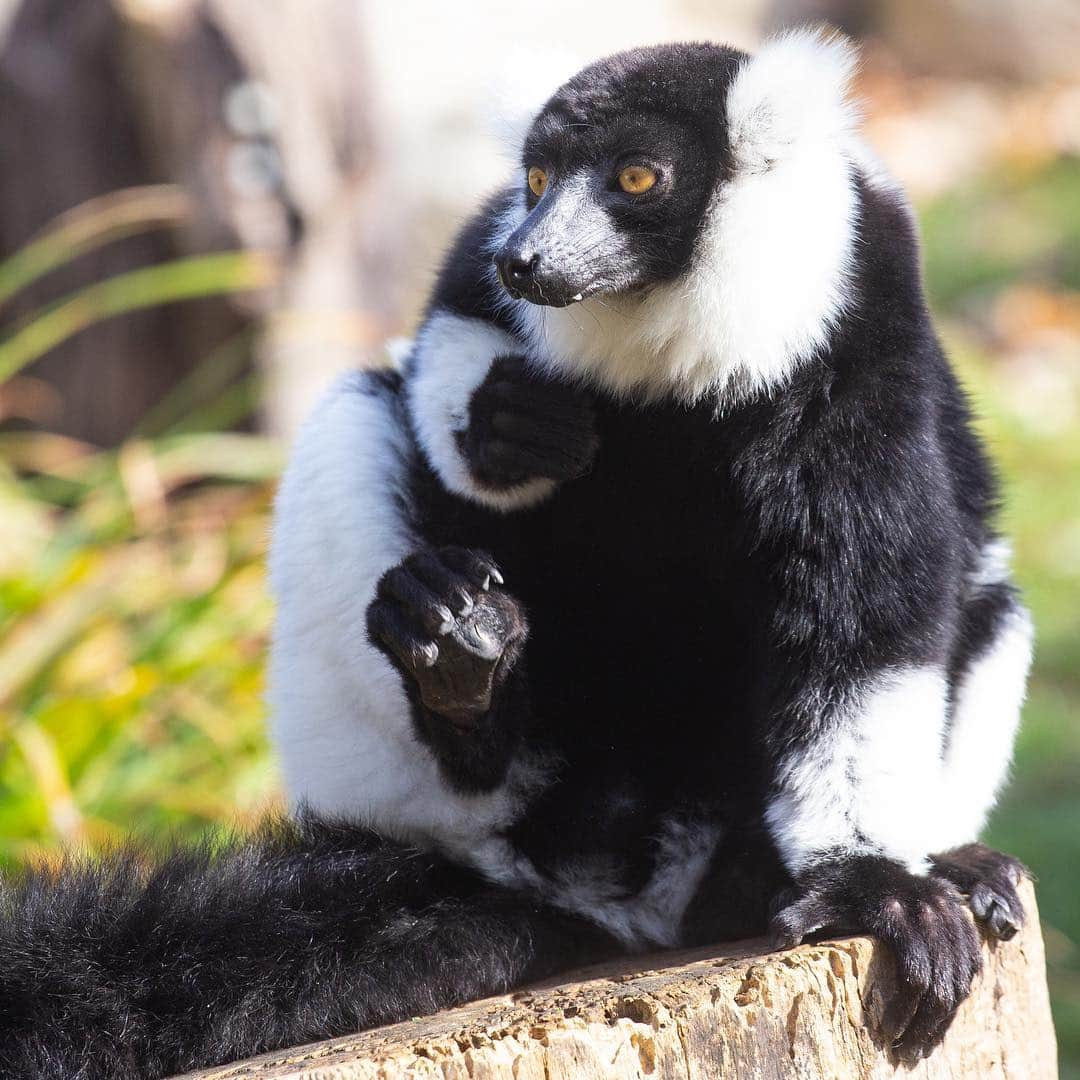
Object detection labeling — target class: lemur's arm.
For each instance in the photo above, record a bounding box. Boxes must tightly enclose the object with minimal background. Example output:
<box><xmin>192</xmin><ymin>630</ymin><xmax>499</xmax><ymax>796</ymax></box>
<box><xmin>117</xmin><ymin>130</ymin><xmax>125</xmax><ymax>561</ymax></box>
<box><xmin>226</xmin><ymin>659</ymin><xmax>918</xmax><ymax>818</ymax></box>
<box><xmin>405</xmin><ymin>190</ymin><xmax>598</xmax><ymax>514</ymax></box>
<box><xmin>365</xmin><ymin>194</ymin><xmax>597</xmax><ymax>794</ymax></box>
<box><xmin>732</xmin><ymin>386</ymin><xmax>985</xmax><ymax>1059</ymax></box>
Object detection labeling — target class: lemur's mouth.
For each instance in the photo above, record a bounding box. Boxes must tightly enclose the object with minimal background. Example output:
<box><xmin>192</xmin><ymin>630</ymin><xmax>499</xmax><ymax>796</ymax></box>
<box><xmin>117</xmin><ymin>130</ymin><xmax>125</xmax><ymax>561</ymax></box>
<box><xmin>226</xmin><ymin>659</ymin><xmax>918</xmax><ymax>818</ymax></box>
<box><xmin>493</xmin><ymin>249</ymin><xmax>604</xmax><ymax>308</ymax></box>
<box><xmin>496</xmin><ymin>268</ymin><xmax>604</xmax><ymax>308</ymax></box>
<box><xmin>512</xmin><ymin>285</ymin><xmax>593</xmax><ymax>308</ymax></box>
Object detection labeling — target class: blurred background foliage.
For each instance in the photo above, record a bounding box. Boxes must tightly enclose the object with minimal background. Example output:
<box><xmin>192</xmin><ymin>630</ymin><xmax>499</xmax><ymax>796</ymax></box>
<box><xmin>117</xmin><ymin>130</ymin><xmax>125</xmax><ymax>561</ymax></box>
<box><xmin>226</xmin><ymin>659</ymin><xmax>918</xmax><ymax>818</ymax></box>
<box><xmin>0</xmin><ymin>0</ymin><xmax>1077</xmax><ymax>1072</ymax></box>
<box><xmin>0</xmin><ymin>208</ymin><xmax>281</xmax><ymax>859</ymax></box>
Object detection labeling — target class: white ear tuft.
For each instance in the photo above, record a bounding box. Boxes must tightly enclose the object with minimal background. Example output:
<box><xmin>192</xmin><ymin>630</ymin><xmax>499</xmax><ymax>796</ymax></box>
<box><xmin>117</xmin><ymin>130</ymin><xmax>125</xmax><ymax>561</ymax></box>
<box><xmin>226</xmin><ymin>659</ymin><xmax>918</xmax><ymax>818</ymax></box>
<box><xmin>727</xmin><ymin>28</ymin><xmax>859</xmax><ymax>172</ymax></box>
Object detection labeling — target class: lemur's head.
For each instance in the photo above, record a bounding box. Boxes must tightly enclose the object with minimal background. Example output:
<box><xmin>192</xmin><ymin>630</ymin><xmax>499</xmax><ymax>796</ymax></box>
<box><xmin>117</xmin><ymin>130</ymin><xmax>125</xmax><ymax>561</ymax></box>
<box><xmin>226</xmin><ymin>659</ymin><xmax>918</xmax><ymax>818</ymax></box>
<box><xmin>493</xmin><ymin>42</ymin><xmax>741</xmax><ymax>308</ymax></box>
<box><xmin>490</xmin><ymin>31</ymin><xmax>891</xmax><ymax>403</ymax></box>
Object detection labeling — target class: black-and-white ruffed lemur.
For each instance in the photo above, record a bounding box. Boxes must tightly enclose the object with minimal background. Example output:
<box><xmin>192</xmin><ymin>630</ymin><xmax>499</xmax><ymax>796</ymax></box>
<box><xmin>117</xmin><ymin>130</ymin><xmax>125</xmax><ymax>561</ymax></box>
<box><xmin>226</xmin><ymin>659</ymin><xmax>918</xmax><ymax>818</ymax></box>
<box><xmin>0</xmin><ymin>31</ymin><xmax>1034</xmax><ymax>1080</ymax></box>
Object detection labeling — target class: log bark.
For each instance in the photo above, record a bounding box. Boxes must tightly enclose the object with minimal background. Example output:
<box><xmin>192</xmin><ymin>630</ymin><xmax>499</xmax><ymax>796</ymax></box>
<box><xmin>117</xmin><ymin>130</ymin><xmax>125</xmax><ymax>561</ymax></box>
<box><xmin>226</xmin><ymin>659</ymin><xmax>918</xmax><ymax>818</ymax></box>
<box><xmin>182</xmin><ymin>880</ymin><xmax>1055</xmax><ymax>1079</ymax></box>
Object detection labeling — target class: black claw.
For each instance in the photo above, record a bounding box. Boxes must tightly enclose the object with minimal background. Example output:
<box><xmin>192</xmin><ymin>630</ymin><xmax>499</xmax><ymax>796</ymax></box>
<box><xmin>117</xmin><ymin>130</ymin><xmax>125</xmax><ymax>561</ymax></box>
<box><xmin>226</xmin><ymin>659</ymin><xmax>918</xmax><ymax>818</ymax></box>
<box><xmin>986</xmin><ymin>902</ymin><xmax>1019</xmax><ymax>941</ymax></box>
<box><xmin>439</xmin><ymin>547</ymin><xmax>502</xmax><ymax>591</ymax></box>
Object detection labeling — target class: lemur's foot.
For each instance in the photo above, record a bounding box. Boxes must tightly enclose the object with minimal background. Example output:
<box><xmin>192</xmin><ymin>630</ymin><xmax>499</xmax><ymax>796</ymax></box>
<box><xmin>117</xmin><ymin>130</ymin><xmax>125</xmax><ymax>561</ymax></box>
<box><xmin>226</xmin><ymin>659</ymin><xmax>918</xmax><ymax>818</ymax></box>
<box><xmin>459</xmin><ymin>355</ymin><xmax>598</xmax><ymax>489</ymax></box>
<box><xmin>769</xmin><ymin>856</ymin><xmax>981</xmax><ymax>1063</ymax></box>
<box><xmin>367</xmin><ymin>547</ymin><xmax>527</xmax><ymax>725</ymax></box>
<box><xmin>931</xmin><ymin>843</ymin><xmax>1028</xmax><ymax>942</ymax></box>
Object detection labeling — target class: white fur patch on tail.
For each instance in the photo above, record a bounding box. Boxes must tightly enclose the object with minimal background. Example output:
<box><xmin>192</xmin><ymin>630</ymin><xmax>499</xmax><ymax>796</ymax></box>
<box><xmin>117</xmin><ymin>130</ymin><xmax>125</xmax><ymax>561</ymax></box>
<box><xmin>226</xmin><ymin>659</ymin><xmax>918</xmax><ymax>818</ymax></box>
<box><xmin>537</xmin><ymin>817</ymin><xmax>721</xmax><ymax>948</ymax></box>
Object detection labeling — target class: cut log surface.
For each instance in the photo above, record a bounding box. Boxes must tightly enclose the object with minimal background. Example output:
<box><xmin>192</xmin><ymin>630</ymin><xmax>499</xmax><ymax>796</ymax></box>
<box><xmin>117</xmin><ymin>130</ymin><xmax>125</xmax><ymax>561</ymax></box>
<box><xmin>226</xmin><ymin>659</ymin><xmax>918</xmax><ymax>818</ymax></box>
<box><xmin>183</xmin><ymin>881</ymin><xmax>1056</xmax><ymax>1080</ymax></box>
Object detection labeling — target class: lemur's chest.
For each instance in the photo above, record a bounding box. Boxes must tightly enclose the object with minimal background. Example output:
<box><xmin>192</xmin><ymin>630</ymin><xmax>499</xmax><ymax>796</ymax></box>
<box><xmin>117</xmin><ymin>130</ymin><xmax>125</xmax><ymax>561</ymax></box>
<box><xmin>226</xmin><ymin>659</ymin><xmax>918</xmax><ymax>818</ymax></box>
<box><xmin>417</xmin><ymin>394</ymin><xmax>750</xmax><ymax>672</ymax></box>
<box><xmin>518</xmin><ymin>398</ymin><xmax>738</xmax><ymax>581</ymax></box>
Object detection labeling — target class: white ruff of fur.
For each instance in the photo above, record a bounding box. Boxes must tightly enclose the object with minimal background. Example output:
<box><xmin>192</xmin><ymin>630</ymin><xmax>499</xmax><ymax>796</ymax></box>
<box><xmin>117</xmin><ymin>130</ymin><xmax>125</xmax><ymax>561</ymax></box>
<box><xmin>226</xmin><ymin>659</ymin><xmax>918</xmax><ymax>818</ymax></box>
<box><xmin>509</xmin><ymin>30</ymin><xmax>863</xmax><ymax>406</ymax></box>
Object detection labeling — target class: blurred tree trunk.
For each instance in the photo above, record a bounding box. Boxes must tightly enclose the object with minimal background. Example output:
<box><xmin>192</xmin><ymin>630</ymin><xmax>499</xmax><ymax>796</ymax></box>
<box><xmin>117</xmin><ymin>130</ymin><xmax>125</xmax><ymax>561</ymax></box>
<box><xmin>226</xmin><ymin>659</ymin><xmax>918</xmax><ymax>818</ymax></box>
<box><xmin>0</xmin><ymin>0</ymin><xmax>241</xmax><ymax>446</ymax></box>
<box><xmin>0</xmin><ymin>0</ymin><xmax>400</xmax><ymax>445</ymax></box>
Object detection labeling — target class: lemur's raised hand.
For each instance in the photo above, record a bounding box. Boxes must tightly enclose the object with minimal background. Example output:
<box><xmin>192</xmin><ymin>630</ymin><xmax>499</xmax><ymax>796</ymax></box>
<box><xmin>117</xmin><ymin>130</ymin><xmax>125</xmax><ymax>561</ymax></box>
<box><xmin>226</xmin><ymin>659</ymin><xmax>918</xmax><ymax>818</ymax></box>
<box><xmin>0</xmin><ymin>32</ymin><xmax>1033</xmax><ymax>1079</ymax></box>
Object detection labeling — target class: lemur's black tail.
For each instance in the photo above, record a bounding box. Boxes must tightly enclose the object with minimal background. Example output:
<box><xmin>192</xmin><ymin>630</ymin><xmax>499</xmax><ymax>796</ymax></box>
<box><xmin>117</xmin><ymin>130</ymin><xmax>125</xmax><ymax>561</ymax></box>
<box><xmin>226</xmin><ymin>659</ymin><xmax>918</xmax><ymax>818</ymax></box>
<box><xmin>0</xmin><ymin>816</ymin><xmax>617</xmax><ymax>1080</ymax></box>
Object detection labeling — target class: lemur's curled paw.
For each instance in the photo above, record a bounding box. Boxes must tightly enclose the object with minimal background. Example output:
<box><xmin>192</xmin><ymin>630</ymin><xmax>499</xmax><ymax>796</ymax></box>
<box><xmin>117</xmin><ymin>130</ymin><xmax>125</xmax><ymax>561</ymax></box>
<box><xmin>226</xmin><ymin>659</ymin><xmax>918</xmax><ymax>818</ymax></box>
<box><xmin>931</xmin><ymin>842</ymin><xmax>1028</xmax><ymax>942</ymax></box>
<box><xmin>367</xmin><ymin>547</ymin><xmax>527</xmax><ymax>725</ymax></box>
<box><xmin>768</xmin><ymin>856</ymin><xmax>981</xmax><ymax>1063</ymax></box>
<box><xmin>458</xmin><ymin>355</ymin><xmax>598</xmax><ymax>489</ymax></box>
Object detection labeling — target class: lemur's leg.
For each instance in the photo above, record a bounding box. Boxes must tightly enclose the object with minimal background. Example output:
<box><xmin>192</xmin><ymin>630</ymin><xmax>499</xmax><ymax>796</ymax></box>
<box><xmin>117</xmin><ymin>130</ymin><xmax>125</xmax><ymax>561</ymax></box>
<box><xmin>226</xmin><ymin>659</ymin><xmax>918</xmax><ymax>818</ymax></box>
<box><xmin>367</xmin><ymin>546</ymin><xmax>532</xmax><ymax>792</ymax></box>
<box><xmin>763</xmin><ymin>667</ymin><xmax>983</xmax><ymax>1063</ymax></box>
<box><xmin>763</xmin><ymin>598</ymin><xmax>1032</xmax><ymax>1050</ymax></box>
<box><xmin>743</xmin><ymin>460</ymin><xmax>997</xmax><ymax>1060</ymax></box>
<box><xmin>0</xmin><ymin>818</ymin><xmax>618</xmax><ymax>1079</ymax></box>
<box><xmin>927</xmin><ymin>548</ymin><xmax>1034</xmax><ymax>940</ymax></box>
<box><xmin>938</xmin><ymin>594</ymin><xmax>1031</xmax><ymax>846</ymax></box>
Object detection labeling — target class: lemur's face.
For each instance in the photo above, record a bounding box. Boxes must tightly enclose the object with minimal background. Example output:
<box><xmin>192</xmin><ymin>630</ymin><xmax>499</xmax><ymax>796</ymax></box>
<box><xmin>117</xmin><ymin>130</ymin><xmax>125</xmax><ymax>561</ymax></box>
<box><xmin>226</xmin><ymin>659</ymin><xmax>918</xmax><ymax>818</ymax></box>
<box><xmin>493</xmin><ymin>45</ymin><xmax>741</xmax><ymax>308</ymax></box>
<box><xmin>491</xmin><ymin>34</ymin><xmax>863</xmax><ymax>403</ymax></box>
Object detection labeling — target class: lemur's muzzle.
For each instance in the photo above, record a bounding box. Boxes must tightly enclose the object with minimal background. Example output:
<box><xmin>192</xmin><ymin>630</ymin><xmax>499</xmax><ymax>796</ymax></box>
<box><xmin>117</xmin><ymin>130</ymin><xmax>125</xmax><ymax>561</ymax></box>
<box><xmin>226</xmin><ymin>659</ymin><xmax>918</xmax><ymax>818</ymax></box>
<box><xmin>493</xmin><ymin>245</ymin><xmax>582</xmax><ymax>307</ymax></box>
<box><xmin>493</xmin><ymin>178</ymin><xmax>608</xmax><ymax>307</ymax></box>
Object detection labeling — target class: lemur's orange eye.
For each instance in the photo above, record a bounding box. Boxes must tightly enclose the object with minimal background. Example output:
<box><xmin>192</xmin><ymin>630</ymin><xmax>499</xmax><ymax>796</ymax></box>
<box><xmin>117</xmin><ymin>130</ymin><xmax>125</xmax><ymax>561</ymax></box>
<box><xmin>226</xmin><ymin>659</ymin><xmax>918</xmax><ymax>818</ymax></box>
<box><xmin>527</xmin><ymin>166</ymin><xmax>549</xmax><ymax>197</ymax></box>
<box><xmin>618</xmin><ymin>165</ymin><xmax>657</xmax><ymax>194</ymax></box>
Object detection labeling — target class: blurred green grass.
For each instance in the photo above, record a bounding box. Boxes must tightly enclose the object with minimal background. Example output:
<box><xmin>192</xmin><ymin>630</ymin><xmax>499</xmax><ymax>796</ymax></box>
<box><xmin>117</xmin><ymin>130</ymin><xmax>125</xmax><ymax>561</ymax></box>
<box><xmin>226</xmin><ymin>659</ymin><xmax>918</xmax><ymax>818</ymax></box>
<box><xmin>0</xmin><ymin>191</ymin><xmax>281</xmax><ymax>861</ymax></box>
<box><xmin>0</xmin><ymin>163</ymin><xmax>1078</xmax><ymax>1068</ymax></box>
<box><xmin>923</xmin><ymin>156</ymin><xmax>1080</xmax><ymax>1075</ymax></box>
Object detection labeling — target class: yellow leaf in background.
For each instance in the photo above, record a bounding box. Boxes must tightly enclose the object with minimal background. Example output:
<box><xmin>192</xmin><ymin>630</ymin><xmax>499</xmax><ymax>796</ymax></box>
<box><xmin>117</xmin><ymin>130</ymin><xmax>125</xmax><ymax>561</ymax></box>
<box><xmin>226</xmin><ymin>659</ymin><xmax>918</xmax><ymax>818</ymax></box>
<box><xmin>116</xmin><ymin>664</ymin><xmax>162</xmax><ymax>702</ymax></box>
<box><xmin>992</xmin><ymin>286</ymin><xmax>1080</xmax><ymax>347</ymax></box>
<box><xmin>12</xmin><ymin>722</ymin><xmax>84</xmax><ymax>845</ymax></box>
<box><xmin>0</xmin><ymin>553</ymin><xmax>126</xmax><ymax>709</ymax></box>
<box><xmin>53</xmin><ymin>622</ymin><xmax>131</xmax><ymax>695</ymax></box>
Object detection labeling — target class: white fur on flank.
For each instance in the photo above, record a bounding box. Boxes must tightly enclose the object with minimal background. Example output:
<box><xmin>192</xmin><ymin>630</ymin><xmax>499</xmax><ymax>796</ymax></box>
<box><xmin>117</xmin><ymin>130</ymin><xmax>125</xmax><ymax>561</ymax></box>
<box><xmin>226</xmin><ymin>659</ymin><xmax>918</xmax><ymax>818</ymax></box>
<box><xmin>766</xmin><ymin>667</ymin><xmax>950</xmax><ymax>875</ymax></box>
<box><xmin>534</xmin><ymin>818</ymin><xmax>721</xmax><ymax>948</ymax></box>
<box><xmin>933</xmin><ymin>551</ymin><xmax>1033</xmax><ymax>851</ymax></box>
<box><xmin>407</xmin><ymin>310</ymin><xmax>556</xmax><ymax>512</ymax></box>
<box><xmin>268</xmin><ymin>372</ymin><xmax>545</xmax><ymax>866</ymax></box>
<box><xmin>513</xmin><ymin>30</ymin><xmax>861</xmax><ymax>405</ymax></box>
<box><xmin>971</xmin><ymin>537</ymin><xmax>1015</xmax><ymax>589</ymax></box>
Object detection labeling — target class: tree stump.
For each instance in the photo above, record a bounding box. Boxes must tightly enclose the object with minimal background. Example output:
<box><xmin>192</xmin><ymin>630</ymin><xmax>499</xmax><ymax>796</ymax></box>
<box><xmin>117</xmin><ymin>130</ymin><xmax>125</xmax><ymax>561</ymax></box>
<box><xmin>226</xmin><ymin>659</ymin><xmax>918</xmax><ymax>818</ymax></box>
<box><xmin>182</xmin><ymin>880</ymin><xmax>1055</xmax><ymax>1079</ymax></box>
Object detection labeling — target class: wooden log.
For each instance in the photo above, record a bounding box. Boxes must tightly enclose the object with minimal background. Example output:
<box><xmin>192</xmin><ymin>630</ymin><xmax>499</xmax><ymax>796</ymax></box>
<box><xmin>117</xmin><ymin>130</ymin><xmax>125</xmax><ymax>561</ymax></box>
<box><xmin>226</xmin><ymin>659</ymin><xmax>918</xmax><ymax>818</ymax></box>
<box><xmin>183</xmin><ymin>880</ymin><xmax>1056</xmax><ymax>1079</ymax></box>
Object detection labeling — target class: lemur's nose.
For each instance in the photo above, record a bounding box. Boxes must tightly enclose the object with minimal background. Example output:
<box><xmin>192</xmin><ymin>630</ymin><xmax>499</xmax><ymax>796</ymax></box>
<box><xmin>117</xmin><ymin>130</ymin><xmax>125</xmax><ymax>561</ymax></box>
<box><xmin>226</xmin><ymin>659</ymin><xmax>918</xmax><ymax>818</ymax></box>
<box><xmin>495</xmin><ymin>252</ymin><xmax>539</xmax><ymax>295</ymax></box>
